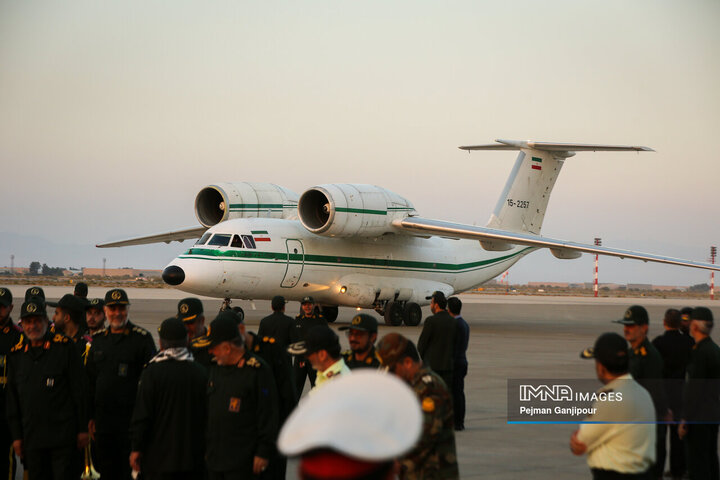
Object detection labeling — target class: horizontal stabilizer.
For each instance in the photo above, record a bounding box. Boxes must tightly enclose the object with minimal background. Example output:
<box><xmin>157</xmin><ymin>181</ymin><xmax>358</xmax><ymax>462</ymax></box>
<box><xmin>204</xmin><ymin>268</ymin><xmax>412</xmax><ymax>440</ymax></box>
<box><xmin>459</xmin><ymin>140</ymin><xmax>654</xmax><ymax>153</ymax></box>
<box><xmin>394</xmin><ymin>217</ymin><xmax>720</xmax><ymax>272</ymax></box>
<box><xmin>97</xmin><ymin>226</ymin><xmax>207</xmax><ymax>248</ymax></box>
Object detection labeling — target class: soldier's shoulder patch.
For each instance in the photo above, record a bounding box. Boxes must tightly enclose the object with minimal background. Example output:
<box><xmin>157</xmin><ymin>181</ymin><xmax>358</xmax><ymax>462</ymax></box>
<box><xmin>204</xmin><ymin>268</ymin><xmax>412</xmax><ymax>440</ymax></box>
<box><xmin>191</xmin><ymin>336</ymin><xmax>210</xmax><ymax>348</ymax></box>
<box><xmin>132</xmin><ymin>326</ymin><xmax>149</xmax><ymax>336</ymax></box>
<box><xmin>342</xmin><ymin>349</ymin><xmax>351</xmax><ymax>357</ymax></box>
<box><xmin>421</xmin><ymin>397</ymin><xmax>435</xmax><ymax>413</ymax></box>
<box><xmin>53</xmin><ymin>334</ymin><xmax>69</xmax><ymax>343</ymax></box>
<box><xmin>93</xmin><ymin>328</ymin><xmax>108</xmax><ymax>337</ymax></box>
<box><xmin>246</xmin><ymin>357</ymin><xmax>262</xmax><ymax>368</ymax></box>
<box><xmin>10</xmin><ymin>336</ymin><xmax>25</xmax><ymax>353</ymax></box>
<box><xmin>640</xmin><ymin>346</ymin><xmax>647</xmax><ymax>356</ymax></box>
<box><xmin>422</xmin><ymin>374</ymin><xmax>434</xmax><ymax>384</ymax></box>
<box><xmin>365</xmin><ymin>357</ymin><xmax>373</xmax><ymax>365</ymax></box>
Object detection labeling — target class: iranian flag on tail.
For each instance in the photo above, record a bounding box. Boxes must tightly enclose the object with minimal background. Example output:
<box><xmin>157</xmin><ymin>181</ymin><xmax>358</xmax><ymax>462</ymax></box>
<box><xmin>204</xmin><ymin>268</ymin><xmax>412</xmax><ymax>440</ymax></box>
<box><xmin>531</xmin><ymin>157</ymin><xmax>542</xmax><ymax>170</ymax></box>
<box><xmin>252</xmin><ymin>230</ymin><xmax>271</xmax><ymax>242</ymax></box>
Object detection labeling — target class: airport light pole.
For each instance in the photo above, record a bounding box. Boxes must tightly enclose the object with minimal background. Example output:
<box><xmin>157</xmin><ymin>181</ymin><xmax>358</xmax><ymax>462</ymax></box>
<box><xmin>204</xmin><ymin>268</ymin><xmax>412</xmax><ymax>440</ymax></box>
<box><xmin>594</xmin><ymin>238</ymin><xmax>601</xmax><ymax>297</ymax></box>
<box><xmin>711</xmin><ymin>246</ymin><xmax>717</xmax><ymax>300</ymax></box>
<box><xmin>10</xmin><ymin>255</ymin><xmax>13</xmax><ymax>275</ymax></box>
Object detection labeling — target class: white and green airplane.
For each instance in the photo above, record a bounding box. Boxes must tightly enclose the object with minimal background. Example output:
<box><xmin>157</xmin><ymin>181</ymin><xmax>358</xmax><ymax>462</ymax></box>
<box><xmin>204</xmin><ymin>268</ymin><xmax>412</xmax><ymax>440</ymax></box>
<box><xmin>98</xmin><ymin>140</ymin><xmax>719</xmax><ymax>325</ymax></box>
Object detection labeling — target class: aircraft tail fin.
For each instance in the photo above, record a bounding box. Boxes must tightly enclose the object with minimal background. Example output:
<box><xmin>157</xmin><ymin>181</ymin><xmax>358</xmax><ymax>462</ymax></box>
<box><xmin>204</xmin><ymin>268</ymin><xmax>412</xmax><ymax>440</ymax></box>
<box><xmin>459</xmin><ymin>140</ymin><xmax>653</xmax><ymax>236</ymax></box>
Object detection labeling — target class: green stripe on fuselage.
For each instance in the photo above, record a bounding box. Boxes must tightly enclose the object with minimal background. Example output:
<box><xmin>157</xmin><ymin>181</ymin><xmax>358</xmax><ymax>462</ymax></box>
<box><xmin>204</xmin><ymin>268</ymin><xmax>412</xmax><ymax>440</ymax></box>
<box><xmin>335</xmin><ymin>207</ymin><xmax>387</xmax><ymax>215</ymax></box>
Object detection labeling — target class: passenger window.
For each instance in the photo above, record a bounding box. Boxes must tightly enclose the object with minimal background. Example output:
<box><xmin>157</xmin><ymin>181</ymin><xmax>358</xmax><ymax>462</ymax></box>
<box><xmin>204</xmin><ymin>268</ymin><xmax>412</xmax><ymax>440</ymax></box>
<box><xmin>195</xmin><ymin>233</ymin><xmax>212</xmax><ymax>245</ymax></box>
<box><xmin>231</xmin><ymin>235</ymin><xmax>244</xmax><ymax>248</ymax></box>
<box><xmin>207</xmin><ymin>234</ymin><xmax>231</xmax><ymax>247</ymax></box>
<box><xmin>241</xmin><ymin>235</ymin><xmax>256</xmax><ymax>249</ymax></box>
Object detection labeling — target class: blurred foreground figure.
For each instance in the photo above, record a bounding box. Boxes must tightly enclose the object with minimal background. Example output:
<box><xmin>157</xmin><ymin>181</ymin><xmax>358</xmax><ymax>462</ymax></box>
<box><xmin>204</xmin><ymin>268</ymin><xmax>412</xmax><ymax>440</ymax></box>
<box><xmin>278</xmin><ymin>370</ymin><xmax>422</xmax><ymax>480</ymax></box>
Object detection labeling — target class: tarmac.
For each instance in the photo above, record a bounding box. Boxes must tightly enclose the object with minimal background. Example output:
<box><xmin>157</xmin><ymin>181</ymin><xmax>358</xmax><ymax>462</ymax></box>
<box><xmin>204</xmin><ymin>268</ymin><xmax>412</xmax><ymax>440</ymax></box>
<box><xmin>4</xmin><ymin>285</ymin><xmax>720</xmax><ymax>479</ymax></box>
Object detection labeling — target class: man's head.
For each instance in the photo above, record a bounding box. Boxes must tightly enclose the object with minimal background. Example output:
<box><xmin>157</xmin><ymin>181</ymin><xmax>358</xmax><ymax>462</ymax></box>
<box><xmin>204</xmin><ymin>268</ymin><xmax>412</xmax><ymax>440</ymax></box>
<box><xmin>277</xmin><ymin>371</ymin><xmax>422</xmax><ymax>480</ymax></box>
<box><xmin>103</xmin><ymin>289</ymin><xmax>130</xmax><ymax>331</ymax></box>
<box><xmin>0</xmin><ymin>288</ymin><xmax>13</xmax><ymax>324</ymax></box>
<box><xmin>158</xmin><ymin>317</ymin><xmax>189</xmax><ymax>350</ymax></box>
<box><xmin>376</xmin><ymin>333</ymin><xmax>421</xmax><ymax>383</ymax></box>
<box><xmin>339</xmin><ymin>314</ymin><xmax>378</xmax><ymax>355</ymax></box>
<box><xmin>304</xmin><ymin>325</ymin><xmax>341</xmax><ymax>372</ymax></box>
<box><xmin>428</xmin><ymin>291</ymin><xmax>447</xmax><ymax>314</ymax></box>
<box><xmin>47</xmin><ymin>294</ymin><xmax>86</xmax><ymax>333</ymax></box>
<box><xmin>85</xmin><ymin>298</ymin><xmax>106</xmax><ymax>331</ymax></box>
<box><xmin>206</xmin><ymin>310</ymin><xmax>245</xmax><ymax>366</ymax></box>
<box><xmin>663</xmin><ymin>308</ymin><xmax>681</xmax><ymax>330</ymax></box>
<box><xmin>613</xmin><ymin>305</ymin><xmax>649</xmax><ymax>348</ymax></box>
<box><xmin>580</xmin><ymin>332</ymin><xmax>629</xmax><ymax>384</ymax></box>
<box><xmin>680</xmin><ymin>307</ymin><xmax>693</xmax><ymax>333</ymax></box>
<box><xmin>177</xmin><ymin>297</ymin><xmax>205</xmax><ymax>339</ymax></box>
<box><xmin>301</xmin><ymin>296</ymin><xmax>315</xmax><ymax>317</ymax></box>
<box><xmin>20</xmin><ymin>298</ymin><xmax>49</xmax><ymax>342</ymax></box>
<box><xmin>689</xmin><ymin>307</ymin><xmax>714</xmax><ymax>340</ymax></box>
<box><xmin>447</xmin><ymin>297</ymin><xmax>462</xmax><ymax>317</ymax></box>
<box><xmin>272</xmin><ymin>295</ymin><xmax>286</xmax><ymax>313</ymax></box>
<box><xmin>74</xmin><ymin>282</ymin><xmax>88</xmax><ymax>298</ymax></box>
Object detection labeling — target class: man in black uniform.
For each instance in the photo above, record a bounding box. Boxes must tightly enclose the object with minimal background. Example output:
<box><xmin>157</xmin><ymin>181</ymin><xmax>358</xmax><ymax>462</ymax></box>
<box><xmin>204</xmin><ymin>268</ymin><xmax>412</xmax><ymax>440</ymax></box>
<box><xmin>653</xmin><ymin>308</ymin><xmax>694</xmax><ymax>479</ymax></box>
<box><xmin>176</xmin><ymin>297</ymin><xmax>212</xmax><ymax>371</ymax></box>
<box><xmin>206</xmin><ymin>311</ymin><xmax>279</xmax><ymax>479</ymax></box>
<box><xmin>0</xmin><ymin>288</ymin><xmax>21</xmax><ymax>480</ymax></box>
<box><xmin>293</xmin><ymin>296</ymin><xmax>326</xmax><ymax>398</ymax></box>
<box><xmin>48</xmin><ymin>294</ymin><xmax>91</xmax><ymax>359</ymax></box>
<box><xmin>85</xmin><ymin>298</ymin><xmax>106</xmax><ymax>336</ymax></box>
<box><xmin>679</xmin><ymin>307</ymin><xmax>720</xmax><ymax>480</ymax></box>
<box><xmin>448</xmin><ymin>296</ymin><xmax>469</xmax><ymax>431</ymax></box>
<box><xmin>680</xmin><ymin>307</ymin><xmax>693</xmax><ymax>336</ymax></box>
<box><xmin>74</xmin><ymin>282</ymin><xmax>89</xmax><ymax>300</ymax></box>
<box><xmin>6</xmin><ymin>298</ymin><xmax>89</xmax><ymax>480</ymax></box>
<box><xmin>339</xmin><ymin>314</ymin><xmax>381</xmax><ymax>369</ymax></box>
<box><xmin>417</xmin><ymin>291</ymin><xmax>456</xmax><ymax>390</ymax></box>
<box><xmin>130</xmin><ymin>317</ymin><xmax>207</xmax><ymax>480</ymax></box>
<box><xmin>85</xmin><ymin>289</ymin><xmax>156</xmax><ymax>480</ymax></box>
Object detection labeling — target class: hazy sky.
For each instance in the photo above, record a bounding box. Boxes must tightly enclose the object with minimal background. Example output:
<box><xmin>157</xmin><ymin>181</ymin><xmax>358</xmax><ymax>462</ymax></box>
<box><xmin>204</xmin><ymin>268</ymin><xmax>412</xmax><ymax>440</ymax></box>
<box><xmin>1</xmin><ymin>0</ymin><xmax>719</xmax><ymax>286</ymax></box>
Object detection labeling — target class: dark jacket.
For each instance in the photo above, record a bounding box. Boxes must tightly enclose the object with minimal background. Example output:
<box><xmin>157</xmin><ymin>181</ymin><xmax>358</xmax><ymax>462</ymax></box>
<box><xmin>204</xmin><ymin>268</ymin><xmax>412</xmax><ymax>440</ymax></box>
<box><xmin>453</xmin><ymin>316</ymin><xmax>470</xmax><ymax>369</ymax></box>
<box><xmin>629</xmin><ymin>337</ymin><xmax>667</xmax><ymax>420</ymax></box>
<box><xmin>683</xmin><ymin>336</ymin><xmax>720</xmax><ymax>423</ymax></box>
<box><xmin>652</xmin><ymin>329</ymin><xmax>694</xmax><ymax>416</ymax></box>
<box><xmin>418</xmin><ymin>310</ymin><xmax>456</xmax><ymax>374</ymax></box>
<box><xmin>130</xmin><ymin>353</ymin><xmax>207</xmax><ymax>473</ymax></box>
<box><xmin>256</xmin><ymin>311</ymin><xmax>298</xmax><ymax>419</ymax></box>
<box><xmin>0</xmin><ymin>319</ymin><xmax>23</xmax><ymax>429</ymax></box>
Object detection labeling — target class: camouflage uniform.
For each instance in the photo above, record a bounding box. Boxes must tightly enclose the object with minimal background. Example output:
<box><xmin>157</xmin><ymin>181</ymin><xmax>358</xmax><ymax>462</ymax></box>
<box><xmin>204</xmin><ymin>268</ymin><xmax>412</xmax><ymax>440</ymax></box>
<box><xmin>399</xmin><ymin>366</ymin><xmax>459</xmax><ymax>480</ymax></box>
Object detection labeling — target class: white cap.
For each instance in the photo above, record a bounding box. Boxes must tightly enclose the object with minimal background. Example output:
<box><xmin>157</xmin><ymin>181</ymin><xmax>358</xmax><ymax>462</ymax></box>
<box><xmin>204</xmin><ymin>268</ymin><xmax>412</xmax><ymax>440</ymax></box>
<box><xmin>278</xmin><ymin>370</ymin><xmax>422</xmax><ymax>461</ymax></box>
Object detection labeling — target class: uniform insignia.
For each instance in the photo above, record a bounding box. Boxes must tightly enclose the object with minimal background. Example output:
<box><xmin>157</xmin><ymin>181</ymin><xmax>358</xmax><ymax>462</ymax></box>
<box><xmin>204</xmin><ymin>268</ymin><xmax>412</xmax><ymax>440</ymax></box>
<box><xmin>246</xmin><ymin>357</ymin><xmax>261</xmax><ymax>368</ymax></box>
<box><xmin>422</xmin><ymin>375</ymin><xmax>433</xmax><ymax>384</ymax></box>
<box><xmin>30</xmin><ymin>288</ymin><xmax>40</xmax><ymax>296</ymax></box>
<box><xmin>2</xmin><ymin>327</ymin><xmax>7</xmax><ymax>334</ymax></box>
<box><xmin>228</xmin><ymin>397</ymin><xmax>241</xmax><ymax>412</ymax></box>
<box><xmin>254</xmin><ymin>345</ymin><xmax>260</xmax><ymax>352</ymax></box>
<box><xmin>365</xmin><ymin>357</ymin><xmax>372</xmax><ymax>364</ymax></box>
<box><xmin>640</xmin><ymin>347</ymin><xmax>647</xmax><ymax>356</ymax></box>
<box><xmin>180</xmin><ymin>303</ymin><xmax>189</xmax><ymax>314</ymax></box>
<box><xmin>10</xmin><ymin>337</ymin><xmax>23</xmax><ymax>353</ymax></box>
<box><xmin>53</xmin><ymin>334</ymin><xmax>68</xmax><ymax>343</ymax></box>
<box><xmin>26</xmin><ymin>303</ymin><xmax>37</xmax><ymax>314</ymax></box>
<box><xmin>263</xmin><ymin>336</ymin><xmax>269</xmax><ymax>342</ymax></box>
<box><xmin>422</xmin><ymin>397</ymin><xmax>435</xmax><ymax>413</ymax></box>
<box><xmin>624</xmin><ymin>309</ymin><xmax>632</xmax><ymax>319</ymax></box>
<box><xmin>111</xmin><ymin>291</ymin><xmax>122</xmax><ymax>301</ymax></box>
<box><xmin>132</xmin><ymin>327</ymin><xmax>148</xmax><ymax>336</ymax></box>
<box><xmin>91</xmin><ymin>299</ymin><xmax>100</xmax><ymax>305</ymax></box>
<box><xmin>118</xmin><ymin>363</ymin><xmax>128</xmax><ymax>377</ymax></box>
<box><xmin>237</xmin><ymin>358</ymin><xmax>246</xmax><ymax>368</ymax></box>
<box><xmin>43</xmin><ymin>341</ymin><xmax>50</xmax><ymax>350</ymax></box>
<box><xmin>46</xmin><ymin>378</ymin><xmax>54</xmax><ymax>387</ymax></box>
<box><xmin>352</xmin><ymin>317</ymin><xmax>362</xmax><ymax>326</ymax></box>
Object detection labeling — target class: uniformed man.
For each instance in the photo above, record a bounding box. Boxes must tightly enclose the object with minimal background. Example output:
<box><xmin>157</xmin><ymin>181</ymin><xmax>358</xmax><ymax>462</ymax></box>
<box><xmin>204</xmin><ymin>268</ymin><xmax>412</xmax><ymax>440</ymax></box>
<box><xmin>176</xmin><ymin>297</ymin><xmax>212</xmax><ymax>371</ymax></box>
<box><xmin>205</xmin><ymin>311</ymin><xmax>279</xmax><ymax>479</ymax></box>
<box><xmin>417</xmin><ymin>291</ymin><xmax>456</xmax><ymax>391</ymax></box>
<box><xmin>278</xmin><ymin>370</ymin><xmax>423</xmax><ymax>480</ymax></box>
<box><xmin>74</xmin><ymin>282</ymin><xmax>89</xmax><ymax>300</ymax></box>
<box><xmin>679</xmin><ymin>307</ymin><xmax>720</xmax><ymax>480</ymax></box>
<box><xmin>289</xmin><ymin>325</ymin><xmax>350</xmax><ymax>391</ymax></box>
<box><xmin>293</xmin><ymin>296</ymin><xmax>327</xmax><ymax>397</ymax></box>
<box><xmin>447</xmin><ymin>297</ymin><xmax>469</xmax><ymax>431</ymax></box>
<box><xmin>339</xmin><ymin>313</ymin><xmax>381</xmax><ymax>369</ymax></box>
<box><xmin>85</xmin><ymin>288</ymin><xmax>156</xmax><ymax>480</ymax></box>
<box><xmin>6</xmin><ymin>297</ymin><xmax>89</xmax><ymax>480</ymax></box>
<box><xmin>680</xmin><ymin>307</ymin><xmax>693</xmax><ymax>336</ymax></box>
<box><xmin>129</xmin><ymin>317</ymin><xmax>207</xmax><ymax>480</ymax></box>
<box><xmin>0</xmin><ymin>288</ymin><xmax>22</xmax><ymax>480</ymax></box>
<box><xmin>24</xmin><ymin>286</ymin><xmax>45</xmax><ymax>302</ymax></box>
<box><xmin>572</xmin><ymin>332</ymin><xmax>656</xmax><ymax>478</ymax></box>
<box><xmin>376</xmin><ymin>333</ymin><xmax>459</xmax><ymax>480</ymax></box>
<box><xmin>47</xmin><ymin>293</ymin><xmax>92</xmax><ymax>359</ymax></box>
<box><xmin>652</xmin><ymin>308</ymin><xmax>694</xmax><ymax>479</ymax></box>
<box><xmin>255</xmin><ymin>295</ymin><xmax>298</xmax><ymax>480</ymax></box>
<box><xmin>85</xmin><ymin>298</ymin><xmax>106</xmax><ymax>336</ymax></box>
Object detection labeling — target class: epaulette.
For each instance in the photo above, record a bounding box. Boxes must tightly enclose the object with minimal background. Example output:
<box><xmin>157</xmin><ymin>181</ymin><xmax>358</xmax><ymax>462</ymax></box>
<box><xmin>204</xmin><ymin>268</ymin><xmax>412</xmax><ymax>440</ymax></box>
<box><xmin>246</xmin><ymin>357</ymin><xmax>262</xmax><ymax>368</ymax></box>
<box><xmin>94</xmin><ymin>328</ymin><xmax>108</xmax><ymax>337</ymax></box>
<box><xmin>132</xmin><ymin>326</ymin><xmax>149</xmax><ymax>336</ymax></box>
<box><xmin>260</xmin><ymin>336</ymin><xmax>276</xmax><ymax>344</ymax></box>
<box><xmin>10</xmin><ymin>335</ymin><xmax>25</xmax><ymax>353</ymax></box>
<box><xmin>53</xmin><ymin>334</ymin><xmax>69</xmax><ymax>344</ymax></box>
<box><xmin>421</xmin><ymin>375</ymin><xmax>434</xmax><ymax>385</ymax></box>
<box><xmin>342</xmin><ymin>349</ymin><xmax>352</xmax><ymax>357</ymax></box>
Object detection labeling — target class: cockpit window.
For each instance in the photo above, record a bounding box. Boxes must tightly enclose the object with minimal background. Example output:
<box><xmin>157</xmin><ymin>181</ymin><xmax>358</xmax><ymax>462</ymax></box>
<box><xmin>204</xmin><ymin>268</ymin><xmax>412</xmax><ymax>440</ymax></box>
<box><xmin>241</xmin><ymin>235</ymin><xmax>256</xmax><ymax>249</ymax></box>
<box><xmin>207</xmin><ymin>234</ymin><xmax>232</xmax><ymax>247</ymax></box>
<box><xmin>195</xmin><ymin>233</ymin><xmax>212</xmax><ymax>245</ymax></box>
<box><xmin>230</xmin><ymin>235</ymin><xmax>244</xmax><ymax>248</ymax></box>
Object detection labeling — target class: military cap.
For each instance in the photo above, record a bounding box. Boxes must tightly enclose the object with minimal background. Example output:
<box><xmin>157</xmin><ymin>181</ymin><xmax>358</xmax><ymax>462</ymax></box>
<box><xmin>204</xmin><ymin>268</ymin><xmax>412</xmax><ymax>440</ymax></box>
<box><xmin>177</xmin><ymin>297</ymin><xmax>203</xmax><ymax>323</ymax></box>
<box><xmin>231</xmin><ymin>306</ymin><xmax>245</xmax><ymax>323</ymax></box>
<box><xmin>691</xmin><ymin>306</ymin><xmax>714</xmax><ymax>324</ymax></box>
<box><xmin>206</xmin><ymin>311</ymin><xmax>242</xmax><ymax>347</ymax></box>
<box><xmin>25</xmin><ymin>286</ymin><xmax>45</xmax><ymax>301</ymax></box>
<box><xmin>105</xmin><ymin>288</ymin><xmax>130</xmax><ymax>306</ymax></box>
<box><xmin>613</xmin><ymin>305</ymin><xmax>649</xmax><ymax>326</ymax></box>
<box><xmin>376</xmin><ymin>333</ymin><xmax>414</xmax><ymax>369</ymax></box>
<box><xmin>271</xmin><ymin>295</ymin><xmax>287</xmax><ymax>311</ymax></box>
<box><xmin>278</xmin><ymin>370</ymin><xmax>422</xmax><ymax>461</ymax></box>
<box><xmin>20</xmin><ymin>298</ymin><xmax>47</xmax><ymax>319</ymax></box>
<box><xmin>305</xmin><ymin>325</ymin><xmax>340</xmax><ymax>355</ymax></box>
<box><xmin>86</xmin><ymin>298</ymin><xmax>105</xmax><ymax>310</ymax></box>
<box><xmin>47</xmin><ymin>293</ymin><xmax>86</xmax><ymax>314</ymax></box>
<box><xmin>74</xmin><ymin>282</ymin><xmax>88</xmax><ymax>298</ymax></box>
<box><xmin>339</xmin><ymin>314</ymin><xmax>378</xmax><ymax>334</ymax></box>
<box><xmin>301</xmin><ymin>296</ymin><xmax>315</xmax><ymax>305</ymax></box>
<box><xmin>159</xmin><ymin>317</ymin><xmax>188</xmax><ymax>341</ymax></box>
<box><xmin>580</xmin><ymin>332</ymin><xmax>629</xmax><ymax>372</ymax></box>
<box><xmin>0</xmin><ymin>288</ymin><xmax>12</xmax><ymax>307</ymax></box>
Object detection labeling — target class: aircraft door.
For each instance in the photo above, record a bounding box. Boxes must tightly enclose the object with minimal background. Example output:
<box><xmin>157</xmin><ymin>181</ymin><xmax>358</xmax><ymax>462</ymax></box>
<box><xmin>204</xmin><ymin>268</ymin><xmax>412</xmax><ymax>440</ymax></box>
<box><xmin>282</xmin><ymin>239</ymin><xmax>304</xmax><ymax>288</ymax></box>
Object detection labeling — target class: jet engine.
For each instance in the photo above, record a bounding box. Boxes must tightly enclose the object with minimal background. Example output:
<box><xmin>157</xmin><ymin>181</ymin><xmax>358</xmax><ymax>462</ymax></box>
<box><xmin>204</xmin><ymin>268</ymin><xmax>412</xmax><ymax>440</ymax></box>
<box><xmin>194</xmin><ymin>182</ymin><xmax>299</xmax><ymax>227</ymax></box>
<box><xmin>298</xmin><ymin>184</ymin><xmax>416</xmax><ymax>237</ymax></box>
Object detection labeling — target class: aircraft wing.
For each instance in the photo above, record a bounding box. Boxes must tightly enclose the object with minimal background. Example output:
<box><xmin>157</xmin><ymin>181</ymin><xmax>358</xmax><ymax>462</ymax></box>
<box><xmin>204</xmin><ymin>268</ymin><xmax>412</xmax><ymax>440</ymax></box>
<box><xmin>393</xmin><ymin>217</ymin><xmax>720</xmax><ymax>271</ymax></box>
<box><xmin>96</xmin><ymin>226</ymin><xmax>207</xmax><ymax>248</ymax></box>
<box><xmin>459</xmin><ymin>140</ymin><xmax>655</xmax><ymax>152</ymax></box>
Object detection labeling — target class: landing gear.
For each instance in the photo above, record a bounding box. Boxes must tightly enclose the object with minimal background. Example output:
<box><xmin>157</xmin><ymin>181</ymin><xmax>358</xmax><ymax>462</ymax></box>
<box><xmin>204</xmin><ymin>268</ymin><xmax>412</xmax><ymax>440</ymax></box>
<box><xmin>403</xmin><ymin>302</ymin><xmax>422</xmax><ymax>326</ymax></box>
<box><xmin>384</xmin><ymin>301</ymin><xmax>404</xmax><ymax>326</ymax></box>
<box><xmin>320</xmin><ymin>306</ymin><xmax>339</xmax><ymax>323</ymax></box>
<box><xmin>379</xmin><ymin>300</ymin><xmax>422</xmax><ymax>326</ymax></box>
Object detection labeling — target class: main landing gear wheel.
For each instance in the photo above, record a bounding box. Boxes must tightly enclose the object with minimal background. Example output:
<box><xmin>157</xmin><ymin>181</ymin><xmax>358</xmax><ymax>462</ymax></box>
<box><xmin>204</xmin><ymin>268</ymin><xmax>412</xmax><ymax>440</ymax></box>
<box><xmin>403</xmin><ymin>302</ymin><xmax>422</xmax><ymax>326</ymax></box>
<box><xmin>320</xmin><ymin>306</ymin><xmax>339</xmax><ymax>323</ymax></box>
<box><xmin>384</xmin><ymin>301</ymin><xmax>404</xmax><ymax>326</ymax></box>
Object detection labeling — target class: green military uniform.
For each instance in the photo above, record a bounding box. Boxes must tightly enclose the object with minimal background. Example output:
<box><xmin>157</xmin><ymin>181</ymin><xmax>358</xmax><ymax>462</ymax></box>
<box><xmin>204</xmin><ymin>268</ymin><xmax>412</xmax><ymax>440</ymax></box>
<box><xmin>7</xmin><ymin>330</ymin><xmax>88</xmax><ymax>479</ymax></box>
<box><xmin>400</xmin><ymin>367</ymin><xmax>459</xmax><ymax>480</ymax></box>
<box><xmin>206</xmin><ymin>351</ymin><xmax>279</xmax><ymax>478</ymax></box>
<box><xmin>0</xmin><ymin>288</ymin><xmax>22</xmax><ymax>480</ymax></box>
<box><xmin>293</xmin><ymin>310</ymin><xmax>327</xmax><ymax>396</ymax></box>
<box><xmin>86</xmin><ymin>320</ymin><xmax>156</xmax><ymax>480</ymax></box>
<box><xmin>343</xmin><ymin>346</ymin><xmax>382</xmax><ymax>369</ymax></box>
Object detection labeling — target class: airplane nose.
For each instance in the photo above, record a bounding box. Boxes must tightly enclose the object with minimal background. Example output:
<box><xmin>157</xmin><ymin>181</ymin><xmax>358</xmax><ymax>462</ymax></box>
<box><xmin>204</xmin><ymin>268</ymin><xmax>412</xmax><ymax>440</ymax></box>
<box><xmin>162</xmin><ymin>265</ymin><xmax>185</xmax><ymax>286</ymax></box>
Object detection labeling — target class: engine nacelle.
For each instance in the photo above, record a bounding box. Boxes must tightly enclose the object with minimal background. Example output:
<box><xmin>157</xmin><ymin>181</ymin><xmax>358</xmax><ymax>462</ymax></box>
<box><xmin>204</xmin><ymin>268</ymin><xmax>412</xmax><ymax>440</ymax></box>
<box><xmin>550</xmin><ymin>248</ymin><xmax>583</xmax><ymax>260</ymax></box>
<box><xmin>298</xmin><ymin>184</ymin><xmax>416</xmax><ymax>237</ymax></box>
<box><xmin>195</xmin><ymin>182</ymin><xmax>299</xmax><ymax>227</ymax></box>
